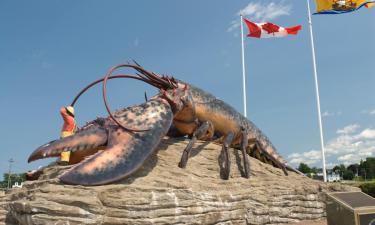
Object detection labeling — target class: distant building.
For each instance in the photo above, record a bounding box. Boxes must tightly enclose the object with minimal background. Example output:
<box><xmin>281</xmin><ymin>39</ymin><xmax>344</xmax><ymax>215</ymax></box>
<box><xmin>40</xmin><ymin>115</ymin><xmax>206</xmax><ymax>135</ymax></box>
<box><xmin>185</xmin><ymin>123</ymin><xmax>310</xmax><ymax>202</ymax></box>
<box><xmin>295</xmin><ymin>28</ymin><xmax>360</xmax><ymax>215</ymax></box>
<box><xmin>313</xmin><ymin>173</ymin><xmax>324</xmax><ymax>181</ymax></box>
<box><xmin>327</xmin><ymin>172</ymin><xmax>341</xmax><ymax>182</ymax></box>
<box><xmin>311</xmin><ymin>170</ymin><xmax>341</xmax><ymax>182</ymax></box>
<box><xmin>12</xmin><ymin>182</ymin><xmax>23</xmax><ymax>188</ymax></box>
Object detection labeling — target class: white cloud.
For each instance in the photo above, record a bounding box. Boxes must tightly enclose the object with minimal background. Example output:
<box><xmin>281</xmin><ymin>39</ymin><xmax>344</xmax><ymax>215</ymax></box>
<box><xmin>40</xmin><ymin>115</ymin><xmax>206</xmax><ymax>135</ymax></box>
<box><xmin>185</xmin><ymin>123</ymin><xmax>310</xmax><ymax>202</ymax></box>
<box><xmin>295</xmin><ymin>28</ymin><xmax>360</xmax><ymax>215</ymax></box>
<box><xmin>30</xmin><ymin>50</ymin><xmax>53</xmax><ymax>69</ymax></box>
<box><xmin>358</xmin><ymin>129</ymin><xmax>375</xmax><ymax>139</ymax></box>
<box><xmin>337</xmin><ymin>154</ymin><xmax>355</xmax><ymax>161</ymax></box>
<box><xmin>134</xmin><ymin>38</ymin><xmax>139</xmax><ymax>47</ymax></box>
<box><xmin>41</xmin><ymin>61</ymin><xmax>52</xmax><ymax>69</ymax></box>
<box><xmin>322</xmin><ymin>111</ymin><xmax>334</xmax><ymax>117</ymax></box>
<box><xmin>227</xmin><ymin>20</ymin><xmax>240</xmax><ymax>33</ymax></box>
<box><xmin>227</xmin><ymin>1</ymin><xmax>291</xmax><ymax>32</ymax></box>
<box><xmin>337</xmin><ymin>124</ymin><xmax>360</xmax><ymax>134</ymax></box>
<box><xmin>288</xmin><ymin>125</ymin><xmax>375</xmax><ymax>168</ymax></box>
<box><xmin>322</xmin><ymin>110</ymin><xmax>342</xmax><ymax>117</ymax></box>
<box><xmin>288</xmin><ymin>153</ymin><xmax>301</xmax><ymax>158</ymax></box>
<box><xmin>288</xmin><ymin>150</ymin><xmax>321</xmax><ymax>165</ymax></box>
<box><xmin>239</xmin><ymin>2</ymin><xmax>291</xmax><ymax>21</ymax></box>
<box><xmin>325</xmin><ymin>162</ymin><xmax>337</xmax><ymax>168</ymax></box>
<box><xmin>361</xmin><ymin>109</ymin><xmax>375</xmax><ymax>115</ymax></box>
<box><xmin>31</xmin><ymin>50</ymin><xmax>46</xmax><ymax>59</ymax></box>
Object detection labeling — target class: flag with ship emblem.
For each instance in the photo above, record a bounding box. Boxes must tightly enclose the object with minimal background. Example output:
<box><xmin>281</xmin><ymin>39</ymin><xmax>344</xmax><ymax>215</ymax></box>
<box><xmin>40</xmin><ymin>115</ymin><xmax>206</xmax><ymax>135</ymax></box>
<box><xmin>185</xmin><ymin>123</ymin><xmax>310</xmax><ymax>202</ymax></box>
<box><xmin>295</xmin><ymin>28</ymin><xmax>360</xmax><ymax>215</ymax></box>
<box><xmin>243</xmin><ymin>18</ymin><xmax>302</xmax><ymax>39</ymax></box>
<box><xmin>314</xmin><ymin>0</ymin><xmax>375</xmax><ymax>14</ymax></box>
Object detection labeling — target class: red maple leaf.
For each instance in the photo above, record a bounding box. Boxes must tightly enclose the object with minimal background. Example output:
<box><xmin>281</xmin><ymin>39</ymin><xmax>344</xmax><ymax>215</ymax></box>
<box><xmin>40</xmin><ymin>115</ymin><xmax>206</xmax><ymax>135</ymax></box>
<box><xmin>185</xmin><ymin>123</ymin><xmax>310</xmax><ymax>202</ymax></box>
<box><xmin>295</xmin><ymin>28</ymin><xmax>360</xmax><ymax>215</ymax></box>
<box><xmin>261</xmin><ymin>23</ymin><xmax>280</xmax><ymax>34</ymax></box>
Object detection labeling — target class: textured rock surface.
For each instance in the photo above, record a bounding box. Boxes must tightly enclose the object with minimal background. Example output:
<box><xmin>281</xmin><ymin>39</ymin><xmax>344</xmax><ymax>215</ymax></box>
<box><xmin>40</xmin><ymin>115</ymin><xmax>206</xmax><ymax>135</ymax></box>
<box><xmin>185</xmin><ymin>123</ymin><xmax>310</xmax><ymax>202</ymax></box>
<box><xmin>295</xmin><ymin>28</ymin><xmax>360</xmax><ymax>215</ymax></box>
<box><xmin>0</xmin><ymin>191</ymin><xmax>8</xmax><ymax>224</ymax></box>
<box><xmin>0</xmin><ymin>190</ymin><xmax>17</xmax><ymax>225</ymax></box>
<box><xmin>6</xmin><ymin>138</ymin><xmax>359</xmax><ymax>225</ymax></box>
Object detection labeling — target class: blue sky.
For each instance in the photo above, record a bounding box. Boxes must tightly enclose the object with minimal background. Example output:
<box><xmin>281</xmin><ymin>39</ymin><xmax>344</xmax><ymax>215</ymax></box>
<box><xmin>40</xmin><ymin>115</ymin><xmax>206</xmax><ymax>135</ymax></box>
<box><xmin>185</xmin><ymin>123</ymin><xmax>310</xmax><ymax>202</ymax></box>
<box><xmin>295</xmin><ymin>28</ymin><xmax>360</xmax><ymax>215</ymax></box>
<box><xmin>0</xmin><ymin>0</ymin><xmax>374</xmax><ymax>177</ymax></box>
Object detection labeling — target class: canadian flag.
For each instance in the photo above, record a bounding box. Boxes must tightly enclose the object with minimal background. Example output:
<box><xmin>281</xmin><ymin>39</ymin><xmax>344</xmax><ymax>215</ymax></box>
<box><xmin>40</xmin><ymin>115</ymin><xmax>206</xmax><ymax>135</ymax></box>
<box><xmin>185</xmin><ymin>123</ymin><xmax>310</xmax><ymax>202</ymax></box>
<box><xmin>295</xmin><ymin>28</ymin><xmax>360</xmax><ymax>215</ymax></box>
<box><xmin>243</xmin><ymin>18</ymin><xmax>302</xmax><ymax>38</ymax></box>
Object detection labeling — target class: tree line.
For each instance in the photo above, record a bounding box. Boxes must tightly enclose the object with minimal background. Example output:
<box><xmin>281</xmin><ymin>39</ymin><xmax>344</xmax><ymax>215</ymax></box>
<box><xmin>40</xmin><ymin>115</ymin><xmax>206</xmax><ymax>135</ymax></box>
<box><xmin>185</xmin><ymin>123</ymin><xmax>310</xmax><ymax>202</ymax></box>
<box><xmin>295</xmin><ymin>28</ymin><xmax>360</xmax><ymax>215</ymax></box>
<box><xmin>298</xmin><ymin>157</ymin><xmax>375</xmax><ymax>180</ymax></box>
<box><xmin>0</xmin><ymin>173</ymin><xmax>26</xmax><ymax>189</ymax></box>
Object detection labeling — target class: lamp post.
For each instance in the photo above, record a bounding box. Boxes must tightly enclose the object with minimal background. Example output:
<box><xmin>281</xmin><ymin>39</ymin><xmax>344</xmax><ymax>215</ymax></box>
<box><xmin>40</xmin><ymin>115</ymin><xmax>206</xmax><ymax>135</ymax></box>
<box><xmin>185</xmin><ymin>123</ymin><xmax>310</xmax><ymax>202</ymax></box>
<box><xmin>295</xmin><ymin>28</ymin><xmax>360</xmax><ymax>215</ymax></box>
<box><xmin>7</xmin><ymin>158</ymin><xmax>14</xmax><ymax>189</ymax></box>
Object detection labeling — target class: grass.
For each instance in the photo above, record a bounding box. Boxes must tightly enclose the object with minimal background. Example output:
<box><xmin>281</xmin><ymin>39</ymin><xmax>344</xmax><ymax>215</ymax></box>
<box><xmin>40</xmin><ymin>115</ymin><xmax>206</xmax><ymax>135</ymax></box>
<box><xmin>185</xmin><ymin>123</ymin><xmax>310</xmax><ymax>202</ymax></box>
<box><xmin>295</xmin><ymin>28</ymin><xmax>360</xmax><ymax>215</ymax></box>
<box><xmin>341</xmin><ymin>179</ymin><xmax>375</xmax><ymax>197</ymax></box>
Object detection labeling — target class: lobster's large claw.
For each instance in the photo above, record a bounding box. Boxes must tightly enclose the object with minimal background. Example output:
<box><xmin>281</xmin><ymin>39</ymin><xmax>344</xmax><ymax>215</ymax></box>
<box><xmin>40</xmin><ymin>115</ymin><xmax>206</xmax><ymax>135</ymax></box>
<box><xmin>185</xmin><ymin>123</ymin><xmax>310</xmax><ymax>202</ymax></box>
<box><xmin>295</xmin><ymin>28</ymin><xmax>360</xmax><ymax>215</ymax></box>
<box><xmin>59</xmin><ymin>98</ymin><xmax>173</xmax><ymax>185</ymax></box>
<box><xmin>28</xmin><ymin>125</ymin><xmax>108</xmax><ymax>163</ymax></box>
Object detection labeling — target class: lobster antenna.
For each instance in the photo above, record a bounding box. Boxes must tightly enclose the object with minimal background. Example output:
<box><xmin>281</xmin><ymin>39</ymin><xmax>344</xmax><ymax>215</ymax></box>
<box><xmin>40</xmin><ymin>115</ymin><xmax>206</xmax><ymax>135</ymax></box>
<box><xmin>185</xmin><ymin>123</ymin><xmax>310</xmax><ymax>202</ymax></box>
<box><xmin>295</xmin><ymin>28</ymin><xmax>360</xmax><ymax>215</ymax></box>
<box><xmin>71</xmin><ymin>62</ymin><xmax>177</xmax><ymax>132</ymax></box>
<box><xmin>70</xmin><ymin>75</ymin><xmax>154</xmax><ymax>107</ymax></box>
<box><xmin>102</xmin><ymin>65</ymin><xmax>151</xmax><ymax>132</ymax></box>
<box><xmin>131</xmin><ymin>60</ymin><xmax>175</xmax><ymax>88</ymax></box>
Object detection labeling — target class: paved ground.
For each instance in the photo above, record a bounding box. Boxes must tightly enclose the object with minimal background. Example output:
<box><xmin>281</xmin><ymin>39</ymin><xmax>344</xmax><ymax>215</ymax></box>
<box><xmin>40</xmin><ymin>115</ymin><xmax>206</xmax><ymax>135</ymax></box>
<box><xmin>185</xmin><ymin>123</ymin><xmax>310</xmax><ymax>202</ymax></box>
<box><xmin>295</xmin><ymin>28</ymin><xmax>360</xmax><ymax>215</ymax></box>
<box><xmin>289</xmin><ymin>219</ymin><xmax>327</xmax><ymax>225</ymax></box>
<box><xmin>290</xmin><ymin>219</ymin><xmax>327</xmax><ymax>225</ymax></box>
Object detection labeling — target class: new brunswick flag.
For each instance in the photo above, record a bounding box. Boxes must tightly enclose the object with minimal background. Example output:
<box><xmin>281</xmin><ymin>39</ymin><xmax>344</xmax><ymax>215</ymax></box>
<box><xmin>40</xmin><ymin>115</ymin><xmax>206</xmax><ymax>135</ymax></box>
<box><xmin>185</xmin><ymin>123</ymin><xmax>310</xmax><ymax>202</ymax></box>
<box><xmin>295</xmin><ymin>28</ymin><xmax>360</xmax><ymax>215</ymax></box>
<box><xmin>315</xmin><ymin>0</ymin><xmax>375</xmax><ymax>14</ymax></box>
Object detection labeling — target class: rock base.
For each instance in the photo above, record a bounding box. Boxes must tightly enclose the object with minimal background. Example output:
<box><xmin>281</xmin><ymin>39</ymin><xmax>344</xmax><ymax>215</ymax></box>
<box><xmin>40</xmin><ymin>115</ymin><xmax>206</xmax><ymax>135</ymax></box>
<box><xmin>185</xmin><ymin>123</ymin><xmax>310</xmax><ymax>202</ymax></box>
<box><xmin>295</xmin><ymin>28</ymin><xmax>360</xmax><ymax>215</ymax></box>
<box><xmin>6</xmin><ymin>138</ymin><xmax>358</xmax><ymax>224</ymax></box>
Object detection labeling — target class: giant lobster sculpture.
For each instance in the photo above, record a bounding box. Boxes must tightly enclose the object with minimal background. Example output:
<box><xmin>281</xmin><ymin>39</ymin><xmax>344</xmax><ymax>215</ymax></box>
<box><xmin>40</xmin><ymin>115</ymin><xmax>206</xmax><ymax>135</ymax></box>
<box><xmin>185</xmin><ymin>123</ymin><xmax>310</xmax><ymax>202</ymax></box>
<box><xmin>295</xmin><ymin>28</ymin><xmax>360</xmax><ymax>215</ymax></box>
<box><xmin>28</xmin><ymin>63</ymin><xmax>302</xmax><ymax>186</ymax></box>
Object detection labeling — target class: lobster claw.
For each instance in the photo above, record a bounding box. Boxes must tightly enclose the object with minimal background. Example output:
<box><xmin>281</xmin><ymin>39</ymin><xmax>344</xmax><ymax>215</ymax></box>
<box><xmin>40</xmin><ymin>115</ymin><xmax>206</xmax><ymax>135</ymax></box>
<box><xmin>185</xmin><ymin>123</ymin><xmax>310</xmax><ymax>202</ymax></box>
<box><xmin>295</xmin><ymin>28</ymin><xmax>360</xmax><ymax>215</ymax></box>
<box><xmin>28</xmin><ymin>99</ymin><xmax>173</xmax><ymax>185</ymax></box>
<box><xmin>28</xmin><ymin>125</ymin><xmax>108</xmax><ymax>164</ymax></box>
<box><xmin>57</xmin><ymin>98</ymin><xmax>173</xmax><ymax>185</ymax></box>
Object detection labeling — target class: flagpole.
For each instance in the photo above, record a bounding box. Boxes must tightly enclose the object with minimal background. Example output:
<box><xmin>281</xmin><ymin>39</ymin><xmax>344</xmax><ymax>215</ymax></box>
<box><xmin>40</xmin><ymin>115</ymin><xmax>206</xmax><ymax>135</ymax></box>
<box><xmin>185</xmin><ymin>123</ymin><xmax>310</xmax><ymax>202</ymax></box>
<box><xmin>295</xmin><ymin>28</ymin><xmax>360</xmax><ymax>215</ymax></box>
<box><xmin>240</xmin><ymin>14</ymin><xmax>247</xmax><ymax>117</ymax></box>
<box><xmin>306</xmin><ymin>0</ymin><xmax>327</xmax><ymax>182</ymax></box>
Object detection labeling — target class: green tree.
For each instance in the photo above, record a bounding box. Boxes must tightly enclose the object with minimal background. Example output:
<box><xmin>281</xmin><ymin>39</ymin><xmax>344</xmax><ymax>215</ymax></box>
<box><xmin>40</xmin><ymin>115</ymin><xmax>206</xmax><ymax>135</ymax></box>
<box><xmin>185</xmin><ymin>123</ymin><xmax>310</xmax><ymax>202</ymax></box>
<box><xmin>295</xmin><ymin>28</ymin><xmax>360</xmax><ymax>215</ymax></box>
<box><xmin>360</xmin><ymin>182</ymin><xmax>375</xmax><ymax>198</ymax></box>
<box><xmin>298</xmin><ymin>163</ymin><xmax>311</xmax><ymax>174</ymax></box>
<box><xmin>333</xmin><ymin>164</ymin><xmax>346</xmax><ymax>175</ymax></box>
<box><xmin>359</xmin><ymin>157</ymin><xmax>375</xmax><ymax>180</ymax></box>
<box><xmin>347</xmin><ymin>164</ymin><xmax>359</xmax><ymax>177</ymax></box>
<box><xmin>0</xmin><ymin>173</ymin><xmax>26</xmax><ymax>188</ymax></box>
<box><xmin>310</xmin><ymin>167</ymin><xmax>319</xmax><ymax>174</ymax></box>
<box><xmin>343</xmin><ymin>170</ymin><xmax>354</xmax><ymax>180</ymax></box>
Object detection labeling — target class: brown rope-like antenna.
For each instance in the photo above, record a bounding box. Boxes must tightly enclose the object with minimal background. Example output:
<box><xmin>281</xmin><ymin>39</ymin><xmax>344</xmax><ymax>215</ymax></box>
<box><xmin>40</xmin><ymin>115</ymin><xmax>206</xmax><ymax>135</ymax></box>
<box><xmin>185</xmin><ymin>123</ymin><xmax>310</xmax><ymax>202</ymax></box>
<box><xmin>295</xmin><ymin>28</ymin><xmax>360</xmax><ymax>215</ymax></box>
<box><xmin>70</xmin><ymin>75</ymin><xmax>154</xmax><ymax>107</ymax></box>
<box><xmin>70</xmin><ymin>62</ymin><xmax>178</xmax><ymax>133</ymax></box>
<box><xmin>102</xmin><ymin>65</ymin><xmax>151</xmax><ymax>132</ymax></box>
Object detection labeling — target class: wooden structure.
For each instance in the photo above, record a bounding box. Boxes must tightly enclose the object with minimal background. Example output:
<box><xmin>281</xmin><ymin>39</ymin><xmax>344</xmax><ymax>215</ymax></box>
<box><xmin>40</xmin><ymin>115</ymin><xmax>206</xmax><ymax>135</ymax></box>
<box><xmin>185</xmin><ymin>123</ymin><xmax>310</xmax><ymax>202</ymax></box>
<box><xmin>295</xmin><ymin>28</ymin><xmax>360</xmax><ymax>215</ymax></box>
<box><xmin>326</xmin><ymin>191</ymin><xmax>375</xmax><ymax>225</ymax></box>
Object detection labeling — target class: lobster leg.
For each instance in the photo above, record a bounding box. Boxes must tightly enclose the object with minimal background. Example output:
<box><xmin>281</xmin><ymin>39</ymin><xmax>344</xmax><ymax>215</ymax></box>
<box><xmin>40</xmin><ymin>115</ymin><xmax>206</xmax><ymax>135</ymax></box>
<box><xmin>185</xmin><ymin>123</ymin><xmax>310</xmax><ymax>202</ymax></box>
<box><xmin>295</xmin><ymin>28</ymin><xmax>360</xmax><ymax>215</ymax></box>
<box><xmin>222</xmin><ymin>132</ymin><xmax>234</xmax><ymax>180</ymax></box>
<box><xmin>178</xmin><ymin>121</ymin><xmax>213</xmax><ymax>168</ymax></box>
<box><xmin>240</xmin><ymin>130</ymin><xmax>250</xmax><ymax>178</ymax></box>
<box><xmin>255</xmin><ymin>141</ymin><xmax>288</xmax><ymax>176</ymax></box>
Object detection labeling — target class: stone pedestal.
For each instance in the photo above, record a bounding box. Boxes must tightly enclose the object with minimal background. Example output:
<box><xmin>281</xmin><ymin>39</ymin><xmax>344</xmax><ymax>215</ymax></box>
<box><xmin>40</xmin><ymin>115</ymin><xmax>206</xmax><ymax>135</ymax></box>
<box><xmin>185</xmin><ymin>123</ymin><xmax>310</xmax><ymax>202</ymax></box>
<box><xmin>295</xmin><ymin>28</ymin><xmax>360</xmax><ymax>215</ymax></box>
<box><xmin>6</xmin><ymin>138</ymin><xmax>358</xmax><ymax>225</ymax></box>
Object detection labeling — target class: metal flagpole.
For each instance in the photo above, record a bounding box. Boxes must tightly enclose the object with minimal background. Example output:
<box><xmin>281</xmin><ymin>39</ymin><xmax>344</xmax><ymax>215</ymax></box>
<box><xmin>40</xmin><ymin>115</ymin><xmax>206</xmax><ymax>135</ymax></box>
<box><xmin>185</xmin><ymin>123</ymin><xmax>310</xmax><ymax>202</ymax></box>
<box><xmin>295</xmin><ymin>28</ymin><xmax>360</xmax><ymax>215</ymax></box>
<box><xmin>306</xmin><ymin>0</ymin><xmax>327</xmax><ymax>182</ymax></box>
<box><xmin>240</xmin><ymin>14</ymin><xmax>247</xmax><ymax>117</ymax></box>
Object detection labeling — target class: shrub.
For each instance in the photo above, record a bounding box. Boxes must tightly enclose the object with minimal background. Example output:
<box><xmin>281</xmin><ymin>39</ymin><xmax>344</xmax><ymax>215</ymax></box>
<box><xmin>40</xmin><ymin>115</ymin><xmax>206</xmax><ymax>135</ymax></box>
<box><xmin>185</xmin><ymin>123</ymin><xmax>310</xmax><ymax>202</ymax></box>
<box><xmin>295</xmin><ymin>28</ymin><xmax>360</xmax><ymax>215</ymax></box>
<box><xmin>359</xmin><ymin>182</ymin><xmax>375</xmax><ymax>198</ymax></box>
<box><xmin>343</xmin><ymin>170</ymin><xmax>354</xmax><ymax>180</ymax></box>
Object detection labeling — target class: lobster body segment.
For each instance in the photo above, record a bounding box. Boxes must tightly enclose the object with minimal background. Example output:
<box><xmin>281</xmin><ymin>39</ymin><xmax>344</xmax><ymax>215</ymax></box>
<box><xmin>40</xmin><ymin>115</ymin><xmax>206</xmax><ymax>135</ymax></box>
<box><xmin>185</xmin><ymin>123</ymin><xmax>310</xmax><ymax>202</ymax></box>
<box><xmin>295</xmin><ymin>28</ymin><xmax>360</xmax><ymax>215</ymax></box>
<box><xmin>190</xmin><ymin>84</ymin><xmax>286</xmax><ymax>163</ymax></box>
<box><xmin>171</xmin><ymin>84</ymin><xmax>296</xmax><ymax>176</ymax></box>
